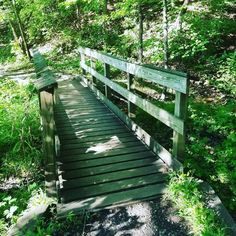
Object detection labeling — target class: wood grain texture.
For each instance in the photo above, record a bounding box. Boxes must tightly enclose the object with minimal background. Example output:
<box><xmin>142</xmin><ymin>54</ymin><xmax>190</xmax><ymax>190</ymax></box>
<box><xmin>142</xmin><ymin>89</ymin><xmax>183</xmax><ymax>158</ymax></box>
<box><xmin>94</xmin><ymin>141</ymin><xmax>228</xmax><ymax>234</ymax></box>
<box><xmin>78</xmin><ymin>47</ymin><xmax>187</xmax><ymax>93</ymax></box>
<box><xmin>53</xmin><ymin>79</ymin><xmax>169</xmax><ymax>213</ymax></box>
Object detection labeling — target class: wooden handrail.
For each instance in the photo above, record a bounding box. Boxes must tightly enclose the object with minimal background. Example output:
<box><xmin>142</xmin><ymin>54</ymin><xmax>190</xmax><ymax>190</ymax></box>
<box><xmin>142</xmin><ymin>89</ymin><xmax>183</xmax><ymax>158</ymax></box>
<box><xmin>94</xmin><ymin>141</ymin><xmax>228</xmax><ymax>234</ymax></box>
<box><xmin>79</xmin><ymin>47</ymin><xmax>188</xmax><ymax>163</ymax></box>
<box><xmin>78</xmin><ymin>47</ymin><xmax>188</xmax><ymax>94</ymax></box>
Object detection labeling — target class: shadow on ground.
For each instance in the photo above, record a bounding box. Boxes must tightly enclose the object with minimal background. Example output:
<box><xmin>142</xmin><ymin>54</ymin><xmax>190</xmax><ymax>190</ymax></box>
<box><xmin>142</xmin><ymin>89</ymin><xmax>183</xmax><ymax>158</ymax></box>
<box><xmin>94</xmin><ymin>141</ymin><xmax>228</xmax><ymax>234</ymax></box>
<box><xmin>83</xmin><ymin>197</ymin><xmax>190</xmax><ymax>236</ymax></box>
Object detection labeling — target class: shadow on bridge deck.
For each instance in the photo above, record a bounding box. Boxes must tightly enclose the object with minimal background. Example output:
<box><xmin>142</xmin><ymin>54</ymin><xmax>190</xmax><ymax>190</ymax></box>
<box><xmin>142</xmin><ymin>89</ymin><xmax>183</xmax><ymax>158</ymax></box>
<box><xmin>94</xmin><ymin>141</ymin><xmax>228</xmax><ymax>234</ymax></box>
<box><xmin>54</xmin><ymin>79</ymin><xmax>169</xmax><ymax>216</ymax></box>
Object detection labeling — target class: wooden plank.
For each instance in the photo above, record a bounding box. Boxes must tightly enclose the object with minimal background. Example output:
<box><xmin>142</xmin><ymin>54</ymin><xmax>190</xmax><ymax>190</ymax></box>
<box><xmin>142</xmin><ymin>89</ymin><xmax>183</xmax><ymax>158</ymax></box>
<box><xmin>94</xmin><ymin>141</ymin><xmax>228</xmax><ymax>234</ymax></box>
<box><xmin>61</xmin><ymin>157</ymin><xmax>166</xmax><ymax>179</ymax></box>
<box><xmin>61</xmin><ymin>135</ymin><xmax>138</xmax><ymax>150</ymax></box>
<box><xmin>61</xmin><ymin>164</ymin><xmax>167</xmax><ymax>189</ymax></box>
<box><xmin>58</xmin><ymin>120</ymin><xmax>124</xmax><ymax>133</ymax></box>
<box><xmin>61</xmin><ymin>173</ymin><xmax>167</xmax><ymax>203</ymax></box>
<box><xmin>59</xmin><ymin>150</ymin><xmax>155</xmax><ymax>170</ymax></box>
<box><xmin>84</xmin><ymin>80</ymin><xmax>183</xmax><ymax>171</ymax></box>
<box><xmin>81</xmin><ymin>63</ymin><xmax>184</xmax><ymax>135</ymax></box>
<box><xmin>33</xmin><ymin>51</ymin><xmax>57</xmax><ymax>91</ymax></box>
<box><xmin>58</xmin><ymin>145</ymin><xmax>148</xmax><ymax>163</ymax></box>
<box><xmin>58</xmin><ymin>123</ymin><xmax>125</xmax><ymax>136</ymax></box>
<box><xmin>58</xmin><ymin>129</ymin><xmax>130</xmax><ymax>143</ymax></box>
<box><xmin>79</xmin><ymin>47</ymin><xmax>187</xmax><ymax>93</ymax></box>
<box><xmin>60</xmin><ymin>140</ymin><xmax>143</xmax><ymax>156</ymax></box>
<box><xmin>55</xmin><ymin>103</ymin><xmax>104</xmax><ymax>111</ymax></box>
<box><xmin>54</xmin><ymin>107</ymin><xmax>108</xmax><ymax>115</ymax></box>
<box><xmin>58</xmin><ymin>132</ymin><xmax>134</xmax><ymax>145</ymax></box>
<box><xmin>55</xmin><ymin>112</ymin><xmax>115</xmax><ymax>122</ymax></box>
<box><xmin>57</xmin><ymin>182</ymin><xmax>167</xmax><ymax>215</ymax></box>
<box><xmin>54</xmin><ymin>116</ymin><xmax>118</xmax><ymax>128</ymax></box>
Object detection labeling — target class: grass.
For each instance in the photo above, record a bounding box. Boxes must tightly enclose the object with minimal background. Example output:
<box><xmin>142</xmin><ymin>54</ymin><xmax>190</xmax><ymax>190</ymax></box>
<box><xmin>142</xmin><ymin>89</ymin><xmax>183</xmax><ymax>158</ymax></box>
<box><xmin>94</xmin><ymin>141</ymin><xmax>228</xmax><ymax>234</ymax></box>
<box><xmin>0</xmin><ymin>78</ymin><xmax>43</xmax><ymax>235</ymax></box>
<box><xmin>165</xmin><ymin>172</ymin><xmax>226</xmax><ymax>236</ymax></box>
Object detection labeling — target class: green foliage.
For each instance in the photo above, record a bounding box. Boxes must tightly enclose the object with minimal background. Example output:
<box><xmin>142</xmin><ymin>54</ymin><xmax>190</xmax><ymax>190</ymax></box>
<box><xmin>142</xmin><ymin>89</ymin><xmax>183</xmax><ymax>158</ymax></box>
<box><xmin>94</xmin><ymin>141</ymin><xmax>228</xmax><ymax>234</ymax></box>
<box><xmin>0</xmin><ymin>79</ymin><xmax>43</xmax><ymax>235</ymax></box>
<box><xmin>166</xmin><ymin>172</ymin><xmax>226</xmax><ymax>235</ymax></box>
<box><xmin>186</xmin><ymin>100</ymin><xmax>236</xmax><ymax>211</ymax></box>
<box><xmin>0</xmin><ymin>183</ymin><xmax>40</xmax><ymax>235</ymax></box>
<box><xmin>20</xmin><ymin>211</ymin><xmax>84</xmax><ymax>236</ymax></box>
<box><xmin>0</xmin><ymin>79</ymin><xmax>41</xmax><ymax>179</ymax></box>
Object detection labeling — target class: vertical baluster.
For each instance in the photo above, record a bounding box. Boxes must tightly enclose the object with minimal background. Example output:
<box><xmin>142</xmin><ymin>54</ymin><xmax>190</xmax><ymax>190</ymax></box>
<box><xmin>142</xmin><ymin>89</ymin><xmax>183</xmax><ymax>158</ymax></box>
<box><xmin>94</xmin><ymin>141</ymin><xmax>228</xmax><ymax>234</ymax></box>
<box><xmin>127</xmin><ymin>73</ymin><xmax>135</xmax><ymax>118</ymax></box>
<box><xmin>90</xmin><ymin>58</ymin><xmax>96</xmax><ymax>86</ymax></box>
<box><xmin>104</xmin><ymin>63</ymin><xmax>111</xmax><ymax>98</ymax></box>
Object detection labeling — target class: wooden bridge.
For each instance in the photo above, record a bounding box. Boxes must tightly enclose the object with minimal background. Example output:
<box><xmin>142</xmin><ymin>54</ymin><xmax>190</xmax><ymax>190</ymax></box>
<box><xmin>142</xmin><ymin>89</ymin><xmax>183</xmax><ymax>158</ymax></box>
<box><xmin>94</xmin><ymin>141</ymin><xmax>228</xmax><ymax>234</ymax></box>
<box><xmin>33</xmin><ymin>48</ymin><xmax>188</xmax><ymax>216</ymax></box>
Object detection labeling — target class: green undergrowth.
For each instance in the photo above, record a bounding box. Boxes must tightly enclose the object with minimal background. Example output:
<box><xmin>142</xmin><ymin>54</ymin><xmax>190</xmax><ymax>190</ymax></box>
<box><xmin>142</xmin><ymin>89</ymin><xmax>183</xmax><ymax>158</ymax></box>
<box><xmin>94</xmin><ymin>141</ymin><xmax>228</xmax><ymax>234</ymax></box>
<box><xmin>46</xmin><ymin>50</ymin><xmax>81</xmax><ymax>74</ymax></box>
<box><xmin>166</xmin><ymin>172</ymin><xmax>226</xmax><ymax>236</ymax></box>
<box><xmin>18</xmin><ymin>211</ymin><xmax>85</xmax><ymax>236</ymax></box>
<box><xmin>0</xmin><ymin>78</ymin><xmax>43</xmax><ymax>235</ymax></box>
<box><xmin>186</xmin><ymin>99</ymin><xmax>236</xmax><ymax>212</ymax></box>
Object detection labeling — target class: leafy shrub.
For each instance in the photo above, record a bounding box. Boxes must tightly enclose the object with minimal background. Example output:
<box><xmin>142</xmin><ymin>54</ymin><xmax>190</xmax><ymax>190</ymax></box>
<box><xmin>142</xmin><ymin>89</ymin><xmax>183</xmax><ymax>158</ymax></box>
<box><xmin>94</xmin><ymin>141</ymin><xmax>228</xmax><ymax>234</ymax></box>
<box><xmin>166</xmin><ymin>172</ymin><xmax>226</xmax><ymax>235</ymax></box>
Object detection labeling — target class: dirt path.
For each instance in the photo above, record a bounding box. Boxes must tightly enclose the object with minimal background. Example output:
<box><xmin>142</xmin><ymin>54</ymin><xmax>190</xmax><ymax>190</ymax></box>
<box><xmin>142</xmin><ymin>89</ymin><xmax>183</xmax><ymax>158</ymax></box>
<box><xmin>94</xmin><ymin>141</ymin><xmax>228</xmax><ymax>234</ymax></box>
<box><xmin>82</xmin><ymin>198</ymin><xmax>190</xmax><ymax>236</ymax></box>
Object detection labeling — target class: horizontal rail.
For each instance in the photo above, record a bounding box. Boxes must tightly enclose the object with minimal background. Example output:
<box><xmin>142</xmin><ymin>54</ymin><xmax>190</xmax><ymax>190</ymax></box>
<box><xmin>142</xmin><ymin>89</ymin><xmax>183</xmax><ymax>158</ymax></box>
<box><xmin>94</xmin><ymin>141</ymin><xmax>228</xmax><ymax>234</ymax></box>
<box><xmin>81</xmin><ymin>62</ymin><xmax>184</xmax><ymax>135</ymax></box>
<box><xmin>78</xmin><ymin>47</ymin><xmax>188</xmax><ymax>94</ymax></box>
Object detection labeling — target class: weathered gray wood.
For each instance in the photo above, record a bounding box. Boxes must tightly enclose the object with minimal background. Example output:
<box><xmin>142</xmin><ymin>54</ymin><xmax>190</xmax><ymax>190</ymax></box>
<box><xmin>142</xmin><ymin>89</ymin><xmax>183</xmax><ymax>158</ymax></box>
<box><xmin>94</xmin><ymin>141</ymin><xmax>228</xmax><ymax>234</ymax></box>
<box><xmin>104</xmin><ymin>63</ymin><xmax>111</xmax><ymax>98</ymax></box>
<box><xmin>60</xmin><ymin>140</ymin><xmax>143</xmax><ymax>156</ymax></box>
<box><xmin>59</xmin><ymin>151</ymin><xmax>155</xmax><ymax>170</ymax></box>
<box><xmin>58</xmin><ymin>132</ymin><xmax>134</xmax><ymax>146</ymax></box>
<box><xmin>127</xmin><ymin>73</ymin><xmax>135</xmax><ymax>118</ymax></box>
<box><xmin>81</xmin><ymin>62</ymin><xmax>184</xmax><ymax>135</ymax></box>
<box><xmin>57</xmin><ymin>182</ymin><xmax>166</xmax><ymax>215</ymax></box>
<box><xmin>61</xmin><ymin>173</ymin><xmax>167</xmax><ymax>203</ymax></box>
<box><xmin>62</xmin><ymin>157</ymin><xmax>165</xmax><ymax>179</ymax></box>
<box><xmin>32</xmin><ymin>51</ymin><xmax>57</xmax><ymax>91</ymax></box>
<box><xmin>80</xmin><ymin>53</ymin><xmax>87</xmax><ymax>78</ymax></box>
<box><xmin>84</xmin><ymin>79</ymin><xmax>182</xmax><ymax>170</ymax></box>
<box><xmin>59</xmin><ymin>146</ymin><xmax>148</xmax><ymax>163</ymax></box>
<box><xmin>39</xmin><ymin>90</ymin><xmax>57</xmax><ymax>198</ymax></box>
<box><xmin>90</xmin><ymin>58</ymin><xmax>97</xmax><ymax>85</ymax></box>
<box><xmin>79</xmin><ymin>47</ymin><xmax>187</xmax><ymax>93</ymax></box>
<box><xmin>62</xmin><ymin>165</ymin><xmax>166</xmax><ymax>189</ymax></box>
<box><xmin>172</xmin><ymin>91</ymin><xmax>188</xmax><ymax>161</ymax></box>
<box><xmin>53</xmin><ymin>79</ymin><xmax>170</xmax><ymax>214</ymax></box>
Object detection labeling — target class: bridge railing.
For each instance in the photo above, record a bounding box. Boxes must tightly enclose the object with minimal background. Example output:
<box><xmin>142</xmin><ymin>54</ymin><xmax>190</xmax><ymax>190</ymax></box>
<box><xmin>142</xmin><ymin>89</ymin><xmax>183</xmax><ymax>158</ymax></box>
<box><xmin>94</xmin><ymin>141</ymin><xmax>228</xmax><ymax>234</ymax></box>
<box><xmin>32</xmin><ymin>49</ymin><xmax>59</xmax><ymax>198</ymax></box>
<box><xmin>78</xmin><ymin>47</ymin><xmax>188</xmax><ymax>170</ymax></box>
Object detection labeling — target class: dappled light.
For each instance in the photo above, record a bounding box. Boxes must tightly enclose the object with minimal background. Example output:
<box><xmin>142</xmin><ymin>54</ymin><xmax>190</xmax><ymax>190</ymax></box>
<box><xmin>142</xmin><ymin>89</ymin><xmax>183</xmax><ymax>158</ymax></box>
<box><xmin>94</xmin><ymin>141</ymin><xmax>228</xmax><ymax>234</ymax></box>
<box><xmin>86</xmin><ymin>136</ymin><xmax>122</xmax><ymax>154</ymax></box>
<box><xmin>1</xmin><ymin>0</ymin><xmax>235</xmax><ymax>234</ymax></box>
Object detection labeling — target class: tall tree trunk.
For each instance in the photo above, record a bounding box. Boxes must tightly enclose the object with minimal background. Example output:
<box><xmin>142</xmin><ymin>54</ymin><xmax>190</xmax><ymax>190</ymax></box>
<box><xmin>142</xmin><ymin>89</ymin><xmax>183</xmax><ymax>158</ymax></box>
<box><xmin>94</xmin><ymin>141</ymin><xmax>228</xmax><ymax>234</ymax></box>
<box><xmin>138</xmin><ymin>3</ymin><xmax>143</xmax><ymax>63</ymax></box>
<box><xmin>8</xmin><ymin>19</ymin><xmax>18</xmax><ymax>42</ymax></box>
<box><xmin>175</xmin><ymin>0</ymin><xmax>190</xmax><ymax>31</ymax></box>
<box><xmin>163</xmin><ymin>0</ymin><xmax>169</xmax><ymax>69</ymax></box>
<box><xmin>160</xmin><ymin>0</ymin><xmax>169</xmax><ymax>101</ymax></box>
<box><xmin>11</xmin><ymin>0</ymin><xmax>31</xmax><ymax>60</ymax></box>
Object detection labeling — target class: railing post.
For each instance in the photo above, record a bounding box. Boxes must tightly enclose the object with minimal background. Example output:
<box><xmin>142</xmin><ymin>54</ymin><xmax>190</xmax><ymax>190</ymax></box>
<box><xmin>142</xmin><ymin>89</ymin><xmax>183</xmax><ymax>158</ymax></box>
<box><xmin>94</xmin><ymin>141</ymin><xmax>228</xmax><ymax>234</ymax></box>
<box><xmin>104</xmin><ymin>63</ymin><xmax>111</xmax><ymax>98</ymax></box>
<box><xmin>80</xmin><ymin>53</ymin><xmax>87</xmax><ymax>79</ymax></box>
<box><xmin>172</xmin><ymin>91</ymin><xmax>188</xmax><ymax>162</ymax></box>
<box><xmin>39</xmin><ymin>88</ymin><xmax>57</xmax><ymax>198</ymax></box>
<box><xmin>127</xmin><ymin>73</ymin><xmax>135</xmax><ymax>118</ymax></box>
<box><xmin>90</xmin><ymin>58</ymin><xmax>97</xmax><ymax>86</ymax></box>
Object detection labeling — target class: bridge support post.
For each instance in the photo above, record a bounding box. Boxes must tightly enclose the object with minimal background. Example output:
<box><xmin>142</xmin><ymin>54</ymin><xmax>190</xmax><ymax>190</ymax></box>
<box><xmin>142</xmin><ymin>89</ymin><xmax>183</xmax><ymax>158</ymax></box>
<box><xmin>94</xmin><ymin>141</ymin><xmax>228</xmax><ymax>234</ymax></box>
<box><xmin>39</xmin><ymin>89</ymin><xmax>58</xmax><ymax>198</ymax></box>
<box><xmin>172</xmin><ymin>91</ymin><xmax>187</xmax><ymax>162</ymax></box>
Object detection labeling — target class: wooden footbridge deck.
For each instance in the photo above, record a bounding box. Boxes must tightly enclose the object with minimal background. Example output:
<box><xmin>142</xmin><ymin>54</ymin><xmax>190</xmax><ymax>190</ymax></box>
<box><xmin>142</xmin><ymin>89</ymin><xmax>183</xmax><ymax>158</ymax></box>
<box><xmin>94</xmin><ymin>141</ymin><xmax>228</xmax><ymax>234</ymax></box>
<box><xmin>33</xmin><ymin>48</ymin><xmax>188</xmax><ymax>216</ymax></box>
